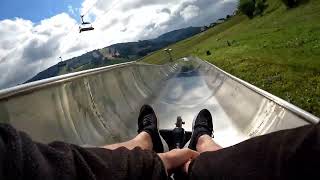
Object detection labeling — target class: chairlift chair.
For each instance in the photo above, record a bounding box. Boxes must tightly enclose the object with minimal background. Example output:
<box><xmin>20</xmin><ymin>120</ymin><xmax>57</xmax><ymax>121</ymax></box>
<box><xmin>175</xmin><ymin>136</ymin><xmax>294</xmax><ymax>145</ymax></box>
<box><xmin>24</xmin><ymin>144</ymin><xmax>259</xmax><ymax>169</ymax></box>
<box><xmin>79</xmin><ymin>15</ymin><xmax>94</xmax><ymax>33</ymax></box>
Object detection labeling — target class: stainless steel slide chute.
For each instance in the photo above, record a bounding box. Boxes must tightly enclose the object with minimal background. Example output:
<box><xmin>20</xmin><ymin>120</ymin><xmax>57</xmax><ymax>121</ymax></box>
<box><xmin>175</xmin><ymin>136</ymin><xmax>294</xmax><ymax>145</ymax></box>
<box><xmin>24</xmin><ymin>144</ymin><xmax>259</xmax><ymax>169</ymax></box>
<box><xmin>0</xmin><ymin>57</ymin><xmax>318</xmax><ymax>147</ymax></box>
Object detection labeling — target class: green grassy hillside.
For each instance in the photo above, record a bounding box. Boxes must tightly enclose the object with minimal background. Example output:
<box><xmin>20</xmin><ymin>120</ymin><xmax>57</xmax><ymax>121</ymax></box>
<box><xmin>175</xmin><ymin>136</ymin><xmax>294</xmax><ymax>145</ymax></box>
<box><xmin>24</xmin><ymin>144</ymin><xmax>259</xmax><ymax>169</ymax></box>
<box><xmin>142</xmin><ymin>0</ymin><xmax>320</xmax><ymax>117</ymax></box>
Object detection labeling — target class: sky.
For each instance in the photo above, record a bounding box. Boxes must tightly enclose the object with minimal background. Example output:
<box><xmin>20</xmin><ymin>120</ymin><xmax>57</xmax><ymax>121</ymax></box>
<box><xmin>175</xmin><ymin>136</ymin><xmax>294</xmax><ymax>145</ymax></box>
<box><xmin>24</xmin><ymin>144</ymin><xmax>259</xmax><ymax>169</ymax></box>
<box><xmin>0</xmin><ymin>0</ymin><xmax>238</xmax><ymax>89</ymax></box>
<box><xmin>0</xmin><ymin>0</ymin><xmax>82</xmax><ymax>22</ymax></box>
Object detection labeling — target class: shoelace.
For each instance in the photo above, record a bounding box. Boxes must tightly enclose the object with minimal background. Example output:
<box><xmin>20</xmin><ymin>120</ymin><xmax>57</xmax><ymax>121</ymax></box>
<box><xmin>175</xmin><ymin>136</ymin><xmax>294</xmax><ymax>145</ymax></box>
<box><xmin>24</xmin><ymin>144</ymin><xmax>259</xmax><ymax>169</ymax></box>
<box><xmin>194</xmin><ymin>122</ymin><xmax>213</xmax><ymax>131</ymax></box>
<box><xmin>142</xmin><ymin>114</ymin><xmax>153</xmax><ymax>126</ymax></box>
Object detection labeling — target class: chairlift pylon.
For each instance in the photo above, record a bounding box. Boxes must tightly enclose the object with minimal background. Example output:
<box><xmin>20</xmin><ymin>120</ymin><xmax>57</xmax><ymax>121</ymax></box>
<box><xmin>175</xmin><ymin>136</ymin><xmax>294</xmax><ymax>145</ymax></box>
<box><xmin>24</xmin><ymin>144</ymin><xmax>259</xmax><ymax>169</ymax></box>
<box><xmin>79</xmin><ymin>15</ymin><xmax>94</xmax><ymax>33</ymax></box>
<box><xmin>58</xmin><ymin>56</ymin><xmax>66</xmax><ymax>67</ymax></box>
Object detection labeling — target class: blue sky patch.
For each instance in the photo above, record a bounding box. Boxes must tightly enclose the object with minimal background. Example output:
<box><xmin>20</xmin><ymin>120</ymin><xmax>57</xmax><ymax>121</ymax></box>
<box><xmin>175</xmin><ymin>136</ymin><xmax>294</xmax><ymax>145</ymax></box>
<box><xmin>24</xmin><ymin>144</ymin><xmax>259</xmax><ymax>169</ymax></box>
<box><xmin>0</xmin><ymin>0</ymin><xmax>82</xmax><ymax>22</ymax></box>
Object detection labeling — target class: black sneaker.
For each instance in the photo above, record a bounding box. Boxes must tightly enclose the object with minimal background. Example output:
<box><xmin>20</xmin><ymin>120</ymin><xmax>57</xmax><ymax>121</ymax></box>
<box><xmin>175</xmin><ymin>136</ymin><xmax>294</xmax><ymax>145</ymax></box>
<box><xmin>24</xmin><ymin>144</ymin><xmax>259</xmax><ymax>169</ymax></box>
<box><xmin>137</xmin><ymin>105</ymin><xmax>164</xmax><ymax>153</ymax></box>
<box><xmin>188</xmin><ymin>109</ymin><xmax>214</xmax><ymax>151</ymax></box>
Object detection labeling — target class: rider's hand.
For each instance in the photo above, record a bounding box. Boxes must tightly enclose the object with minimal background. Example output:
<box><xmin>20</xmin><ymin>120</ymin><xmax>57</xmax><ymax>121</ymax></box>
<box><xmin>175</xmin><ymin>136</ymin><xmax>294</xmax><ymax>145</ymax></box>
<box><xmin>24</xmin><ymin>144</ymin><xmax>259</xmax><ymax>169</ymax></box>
<box><xmin>158</xmin><ymin>148</ymin><xmax>199</xmax><ymax>175</ymax></box>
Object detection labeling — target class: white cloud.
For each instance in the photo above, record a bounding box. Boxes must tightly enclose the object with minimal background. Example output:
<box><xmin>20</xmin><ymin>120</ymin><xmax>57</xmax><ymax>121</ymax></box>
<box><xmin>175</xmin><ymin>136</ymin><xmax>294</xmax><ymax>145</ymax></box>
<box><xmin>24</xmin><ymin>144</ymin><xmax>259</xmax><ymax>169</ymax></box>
<box><xmin>0</xmin><ymin>0</ymin><xmax>237</xmax><ymax>89</ymax></box>
<box><xmin>180</xmin><ymin>5</ymin><xmax>200</xmax><ymax>21</ymax></box>
<box><xmin>0</xmin><ymin>13</ymin><xmax>87</xmax><ymax>88</ymax></box>
<box><xmin>80</xmin><ymin>0</ymin><xmax>238</xmax><ymax>40</ymax></box>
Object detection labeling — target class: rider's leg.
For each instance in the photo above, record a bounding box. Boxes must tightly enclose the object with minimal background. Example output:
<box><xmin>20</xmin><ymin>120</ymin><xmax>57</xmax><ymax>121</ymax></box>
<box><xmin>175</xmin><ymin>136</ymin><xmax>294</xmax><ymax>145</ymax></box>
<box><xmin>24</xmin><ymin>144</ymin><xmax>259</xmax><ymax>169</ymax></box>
<box><xmin>189</xmin><ymin>124</ymin><xmax>320</xmax><ymax>180</ymax></box>
<box><xmin>105</xmin><ymin>105</ymin><xmax>163</xmax><ymax>152</ymax></box>
<box><xmin>196</xmin><ymin>134</ymin><xmax>222</xmax><ymax>153</ymax></box>
<box><xmin>103</xmin><ymin>131</ymin><xmax>153</xmax><ymax>150</ymax></box>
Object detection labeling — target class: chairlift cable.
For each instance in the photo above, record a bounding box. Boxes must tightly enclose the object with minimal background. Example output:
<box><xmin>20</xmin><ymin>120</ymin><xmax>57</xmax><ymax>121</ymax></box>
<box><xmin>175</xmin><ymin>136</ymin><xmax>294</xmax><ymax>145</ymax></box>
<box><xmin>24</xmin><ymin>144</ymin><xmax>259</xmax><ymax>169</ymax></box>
<box><xmin>81</xmin><ymin>0</ymin><xmax>98</xmax><ymax>16</ymax></box>
<box><xmin>59</xmin><ymin>24</ymin><xmax>81</xmax><ymax>59</ymax></box>
<box><xmin>59</xmin><ymin>0</ymin><xmax>122</xmax><ymax>59</ymax></box>
<box><xmin>92</xmin><ymin>0</ymin><xmax>122</xmax><ymax>26</ymax></box>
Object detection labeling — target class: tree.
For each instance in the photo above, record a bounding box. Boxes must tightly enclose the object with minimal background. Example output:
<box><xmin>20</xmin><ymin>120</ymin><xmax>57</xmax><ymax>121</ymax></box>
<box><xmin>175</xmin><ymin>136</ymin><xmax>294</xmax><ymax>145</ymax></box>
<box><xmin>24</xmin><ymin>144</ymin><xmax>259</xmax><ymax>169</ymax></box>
<box><xmin>281</xmin><ymin>0</ymin><xmax>300</xmax><ymax>8</ymax></box>
<box><xmin>239</xmin><ymin>0</ymin><xmax>256</xmax><ymax>18</ymax></box>
<box><xmin>255</xmin><ymin>0</ymin><xmax>268</xmax><ymax>15</ymax></box>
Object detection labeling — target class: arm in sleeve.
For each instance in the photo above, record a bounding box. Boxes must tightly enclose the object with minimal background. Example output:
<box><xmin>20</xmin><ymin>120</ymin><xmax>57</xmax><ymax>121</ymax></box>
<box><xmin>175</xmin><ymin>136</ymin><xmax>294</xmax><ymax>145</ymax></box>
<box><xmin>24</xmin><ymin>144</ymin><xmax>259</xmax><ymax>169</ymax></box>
<box><xmin>0</xmin><ymin>124</ymin><xmax>167</xmax><ymax>180</ymax></box>
<box><xmin>188</xmin><ymin>124</ymin><xmax>320</xmax><ymax>180</ymax></box>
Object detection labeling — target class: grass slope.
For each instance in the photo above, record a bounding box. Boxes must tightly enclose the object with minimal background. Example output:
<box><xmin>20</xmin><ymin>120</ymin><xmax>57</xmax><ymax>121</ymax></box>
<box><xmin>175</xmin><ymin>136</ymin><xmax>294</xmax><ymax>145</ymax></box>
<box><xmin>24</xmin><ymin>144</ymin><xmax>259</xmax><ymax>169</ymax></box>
<box><xmin>142</xmin><ymin>0</ymin><xmax>320</xmax><ymax>117</ymax></box>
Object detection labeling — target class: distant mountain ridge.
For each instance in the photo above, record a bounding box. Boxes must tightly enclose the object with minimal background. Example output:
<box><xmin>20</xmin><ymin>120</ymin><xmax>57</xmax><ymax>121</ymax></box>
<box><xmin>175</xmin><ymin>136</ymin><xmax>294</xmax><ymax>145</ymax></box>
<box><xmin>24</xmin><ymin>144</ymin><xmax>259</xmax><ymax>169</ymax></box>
<box><xmin>26</xmin><ymin>26</ymin><xmax>202</xmax><ymax>83</ymax></box>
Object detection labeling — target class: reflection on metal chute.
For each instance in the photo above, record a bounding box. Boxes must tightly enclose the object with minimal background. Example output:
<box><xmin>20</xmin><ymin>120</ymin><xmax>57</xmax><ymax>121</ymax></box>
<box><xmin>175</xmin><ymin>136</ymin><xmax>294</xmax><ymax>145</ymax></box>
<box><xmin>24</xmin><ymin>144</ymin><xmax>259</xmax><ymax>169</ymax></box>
<box><xmin>79</xmin><ymin>15</ymin><xmax>94</xmax><ymax>33</ymax></box>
